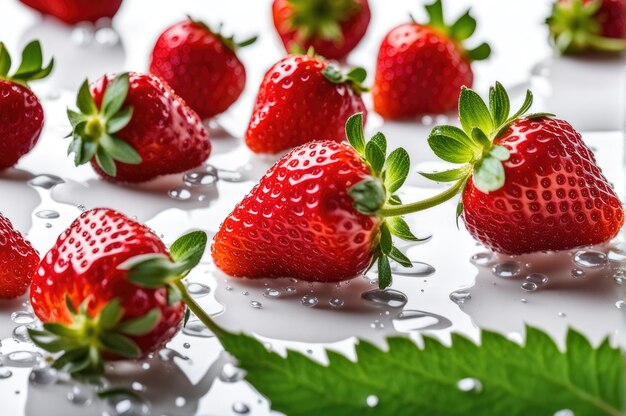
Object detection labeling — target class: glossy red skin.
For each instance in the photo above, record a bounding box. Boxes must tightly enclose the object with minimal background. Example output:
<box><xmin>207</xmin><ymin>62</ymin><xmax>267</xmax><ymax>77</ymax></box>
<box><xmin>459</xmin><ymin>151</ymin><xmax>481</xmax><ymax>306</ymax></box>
<box><xmin>272</xmin><ymin>0</ymin><xmax>371</xmax><ymax>60</ymax></box>
<box><xmin>90</xmin><ymin>73</ymin><xmax>211</xmax><ymax>183</ymax></box>
<box><xmin>31</xmin><ymin>208</ymin><xmax>184</xmax><ymax>357</ymax></box>
<box><xmin>0</xmin><ymin>80</ymin><xmax>44</xmax><ymax>169</ymax></box>
<box><xmin>149</xmin><ymin>21</ymin><xmax>246</xmax><ymax>120</ymax></box>
<box><xmin>245</xmin><ymin>55</ymin><xmax>367</xmax><ymax>154</ymax></box>
<box><xmin>372</xmin><ymin>23</ymin><xmax>473</xmax><ymax>119</ymax></box>
<box><xmin>212</xmin><ymin>141</ymin><xmax>381</xmax><ymax>282</ymax></box>
<box><xmin>19</xmin><ymin>0</ymin><xmax>123</xmax><ymax>24</ymax></box>
<box><xmin>0</xmin><ymin>213</ymin><xmax>39</xmax><ymax>299</ymax></box>
<box><xmin>463</xmin><ymin>117</ymin><xmax>624</xmax><ymax>255</ymax></box>
<box><xmin>593</xmin><ymin>0</ymin><xmax>626</xmax><ymax>38</ymax></box>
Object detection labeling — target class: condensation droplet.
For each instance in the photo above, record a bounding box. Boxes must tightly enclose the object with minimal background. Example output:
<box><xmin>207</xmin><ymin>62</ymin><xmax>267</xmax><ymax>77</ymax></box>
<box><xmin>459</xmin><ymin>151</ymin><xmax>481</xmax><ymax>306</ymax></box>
<box><xmin>263</xmin><ymin>288</ymin><xmax>280</xmax><ymax>298</ymax></box>
<box><xmin>168</xmin><ymin>188</ymin><xmax>191</xmax><ymax>201</ymax></box>
<box><xmin>366</xmin><ymin>395</ymin><xmax>379</xmax><ymax>407</ymax></box>
<box><xmin>470</xmin><ymin>252</ymin><xmax>494</xmax><ymax>266</ymax></box>
<box><xmin>186</xmin><ymin>282</ymin><xmax>211</xmax><ymax>298</ymax></box>
<box><xmin>28</xmin><ymin>174</ymin><xmax>64</xmax><ymax>189</ymax></box>
<box><xmin>301</xmin><ymin>295</ymin><xmax>318</xmax><ymax>307</ymax></box>
<box><xmin>361</xmin><ymin>289</ymin><xmax>407</xmax><ymax>308</ymax></box>
<box><xmin>329</xmin><ymin>298</ymin><xmax>344</xmax><ymax>308</ymax></box>
<box><xmin>571</xmin><ymin>268</ymin><xmax>586</xmax><ymax>278</ymax></box>
<box><xmin>492</xmin><ymin>262</ymin><xmax>521</xmax><ymax>278</ymax></box>
<box><xmin>250</xmin><ymin>300</ymin><xmax>263</xmax><ymax>309</ymax></box>
<box><xmin>457</xmin><ymin>378</ymin><xmax>482</xmax><ymax>393</ymax></box>
<box><xmin>35</xmin><ymin>210</ymin><xmax>60</xmax><ymax>219</ymax></box>
<box><xmin>232</xmin><ymin>402</ymin><xmax>250</xmax><ymax>414</ymax></box>
<box><xmin>573</xmin><ymin>250</ymin><xmax>608</xmax><ymax>269</ymax></box>
<box><xmin>450</xmin><ymin>290</ymin><xmax>471</xmax><ymax>305</ymax></box>
<box><xmin>182</xmin><ymin>320</ymin><xmax>214</xmax><ymax>338</ymax></box>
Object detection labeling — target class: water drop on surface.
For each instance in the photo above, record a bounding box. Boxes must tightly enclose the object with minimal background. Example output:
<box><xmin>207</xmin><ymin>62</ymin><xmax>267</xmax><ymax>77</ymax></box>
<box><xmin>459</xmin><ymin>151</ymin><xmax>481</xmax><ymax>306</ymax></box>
<box><xmin>108</xmin><ymin>395</ymin><xmax>150</xmax><ymax>416</ymax></box>
<box><xmin>186</xmin><ymin>282</ymin><xmax>211</xmax><ymax>298</ymax></box>
<box><xmin>28</xmin><ymin>174</ymin><xmax>64</xmax><ymax>189</ymax></box>
<box><xmin>35</xmin><ymin>210</ymin><xmax>60</xmax><ymax>219</ymax></box>
<box><xmin>614</xmin><ymin>270</ymin><xmax>626</xmax><ymax>285</ymax></box>
<box><xmin>131</xmin><ymin>382</ymin><xmax>145</xmax><ymax>392</ymax></box>
<box><xmin>329</xmin><ymin>297</ymin><xmax>344</xmax><ymax>308</ymax></box>
<box><xmin>5</xmin><ymin>351</ymin><xmax>40</xmax><ymax>367</ymax></box>
<box><xmin>263</xmin><ymin>288</ymin><xmax>280</xmax><ymax>298</ymax></box>
<box><xmin>0</xmin><ymin>368</ymin><xmax>12</xmax><ymax>379</ymax></box>
<box><xmin>457</xmin><ymin>378</ymin><xmax>482</xmax><ymax>393</ymax></box>
<box><xmin>158</xmin><ymin>348</ymin><xmax>188</xmax><ymax>361</ymax></box>
<box><xmin>521</xmin><ymin>282</ymin><xmax>538</xmax><ymax>292</ymax></box>
<box><xmin>12</xmin><ymin>324</ymin><xmax>33</xmax><ymax>343</ymax></box>
<box><xmin>95</xmin><ymin>27</ymin><xmax>120</xmax><ymax>46</ymax></box>
<box><xmin>301</xmin><ymin>295</ymin><xmax>318</xmax><ymax>307</ymax></box>
<box><xmin>615</xmin><ymin>300</ymin><xmax>626</xmax><ymax>310</ymax></box>
<box><xmin>242</xmin><ymin>291</ymin><xmax>249</xmax><ymax>296</ymax></box>
<box><xmin>392</xmin><ymin>261</ymin><xmax>436</xmax><ymax>277</ymax></box>
<box><xmin>220</xmin><ymin>363</ymin><xmax>245</xmax><ymax>383</ymax></box>
<box><xmin>175</xmin><ymin>397</ymin><xmax>186</xmax><ymax>407</ymax></box>
<box><xmin>526</xmin><ymin>273</ymin><xmax>548</xmax><ymax>286</ymax></box>
<box><xmin>67</xmin><ymin>385</ymin><xmax>92</xmax><ymax>406</ymax></box>
<box><xmin>393</xmin><ymin>310</ymin><xmax>452</xmax><ymax>332</ymax></box>
<box><xmin>250</xmin><ymin>300</ymin><xmax>263</xmax><ymax>309</ymax></box>
<box><xmin>520</xmin><ymin>298</ymin><xmax>528</xmax><ymax>303</ymax></box>
<box><xmin>450</xmin><ymin>290</ymin><xmax>471</xmax><ymax>305</ymax></box>
<box><xmin>558</xmin><ymin>312</ymin><xmax>567</xmax><ymax>318</ymax></box>
<box><xmin>29</xmin><ymin>366</ymin><xmax>57</xmax><ymax>386</ymax></box>
<box><xmin>45</xmin><ymin>223</ymin><xmax>52</xmax><ymax>228</ymax></box>
<box><xmin>492</xmin><ymin>262</ymin><xmax>521</xmax><ymax>278</ymax></box>
<box><xmin>470</xmin><ymin>252</ymin><xmax>494</xmax><ymax>266</ymax></box>
<box><xmin>77</xmin><ymin>204</ymin><xmax>86</xmax><ymax>212</ymax></box>
<box><xmin>571</xmin><ymin>268</ymin><xmax>586</xmax><ymax>278</ymax></box>
<box><xmin>168</xmin><ymin>188</ymin><xmax>191</xmax><ymax>201</ymax></box>
<box><xmin>361</xmin><ymin>289</ymin><xmax>408</xmax><ymax>308</ymax></box>
<box><xmin>11</xmin><ymin>310</ymin><xmax>35</xmax><ymax>324</ymax></box>
<box><xmin>183</xmin><ymin>171</ymin><xmax>218</xmax><ymax>187</ymax></box>
<box><xmin>225</xmin><ymin>285</ymin><xmax>233</xmax><ymax>291</ymax></box>
<box><xmin>608</xmin><ymin>250</ymin><xmax>626</xmax><ymax>263</ymax></box>
<box><xmin>286</xmin><ymin>286</ymin><xmax>296</xmax><ymax>294</ymax></box>
<box><xmin>217</xmin><ymin>169</ymin><xmax>244</xmax><ymax>183</ymax></box>
<box><xmin>232</xmin><ymin>402</ymin><xmax>250</xmax><ymax>414</ymax></box>
<box><xmin>71</xmin><ymin>24</ymin><xmax>94</xmax><ymax>45</ymax></box>
<box><xmin>573</xmin><ymin>250</ymin><xmax>608</xmax><ymax>268</ymax></box>
<box><xmin>366</xmin><ymin>395</ymin><xmax>379</xmax><ymax>407</ymax></box>
<box><xmin>182</xmin><ymin>320</ymin><xmax>214</xmax><ymax>338</ymax></box>
<box><xmin>370</xmin><ymin>320</ymin><xmax>384</xmax><ymax>330</ymax></box>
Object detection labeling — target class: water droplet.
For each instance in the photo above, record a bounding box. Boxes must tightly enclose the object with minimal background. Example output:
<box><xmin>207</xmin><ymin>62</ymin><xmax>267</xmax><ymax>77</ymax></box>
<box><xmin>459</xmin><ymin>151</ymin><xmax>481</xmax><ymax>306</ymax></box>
<box><xmin>158</xmin><ymin>348</ymin><xmax>188</xmax><ymax>361</ymax></box>
<box><xmin>615</xmin><ymin>300</ymin><xmax>626</xmax><ymax>310</ymax></box>
<box><xmin>393</xmin><ymin>310</ymin><xmax>452</xmax><ymax>332</ymax></box>
<box><xmin>220</xmin><ymin>363</ymin><xmax>245</xmax><ymax>383</ymax></box>
<box><xmin>571</xmin><ymin>268</ymin><xmax>586</xmax><ymax>278</ymax></box>
<box><xmin>286</xmin><ymin>286</ymin><xmax>296</xmax><ymax>294</ymax></box>
<box><xmin>45</xmin><ymin>223</ymin><xmax>52</xmax><ymax>228</ymax></box>
<box><xmin>186</xmin><ymin>282</ymin><xmax>211</xmax><ymax>298</ymax></box>
<box><xmin>242</xmin><ymin>291</ymin><xmax>249</xmax><ymax>296</ymax></box>
<box><xmin>520</xmin><ymin>298</ymin><xmax>528</xmax><ymax>303</ymax></box>
<box><xmin>183</xmin><ymin>342</ymin><xmax>191</xmax><ymax>349</ymax></box>
<box><xmin>67</xmin><ymin>385</ymin><xmax>92</xmax><ymax>406</ymax></box>
<box><xmin>558</xmin><ymin>312</ymin><xmax>567</xmax><ymax>318</ymax></box>
<box><xmin>301</xmin><ymin>295</ymin><xmax>318</xmax><ymax>307</ymax></box>
<box><xmin>608</xmin><ymin>250</ymin><xmax>626</xmax><ymax>263</ymax></box>
<box><xmin>450</xmin><ymin>290</ymin><xmax>471</xmax><ymax>305</ymax></box>
<box><xmin>492</xmin><ymin>262</ymin><xmax>521</xmax><ymax>278</ymax></box>
<box><xmin>573</xmin><ymin>250</ymin><xmax>608</xmax><ymax>268</ymax></box>
<box><xmin>263</xmin><ymin>288</ymin><xmax>280</xmax><ymax>298</ymax></box>
<box><xmin>0</xmin><ymin>368</ymin><xmax>12</xmax><ymax>379</ymax></box>
<box><xmin>521</xmin><ymin>282</ymin><xmax>537</xmax><ymax>292</ymax></box>
<box><xmin>470</xmin><ymin>252</ymin><xmax>494</xmax><ymax>266</ymax></box>
<box><xmin>108</xmin><ymin>395</ymin><xmax>150</xmax><ymax>416</ymax></box>
<box><xmin>77</xmin><ymin>204</ymin><xmax>86</xmax><ymax>212</ymax></box>
<box><xmin>526</xmin><ymin>273</ymin><xmax>548</xmax><ymax>286</ymax></box>
<box><xmin>225</xmin><ymin>285</ymin><xmax>233</xmax><ymax>291</ymax></box>
<box><xmin>35</xmin><ymin>210</ymin><xmax>60</xmax><ymax>219</ymax></box>
<box><xmin>370</xmin><ymin>319</ymin><xmax>384</xmax><ymax>329</ymax></box>
<box><xmin>129</xmin><ymin>382</ymin><xmax>145</xmax><ymax>392</ymax></box>
<box><xmin>71</xmin><ymin>24</ymin><xmax>94</xmax><ymax>45</ymax></box>
<box><xmin>457</xmin><ymin>378</ymin><xmax>482</xmax><ymax>393</ymax></box>
<box><xmin>183</xmin><ymin>171</ymin><xmax>218</xmax><ymax>187</ymax></box>
<box><xmin>175</xmin><ymin>396</ymin><xmax>186</xmax><ymax>407</ymax></box>
<box><xmin>366</xmin><ymin>395</ymin><xmax>379</xmax><ymax>407</ymax></box>
<box><xmin>614</xmin><ymin>270</ymin><xmax>626</xmax><ymax>285</ymax></box>
<box><xmin>95</xmin><ymin>27</ymin><xmax>120</xmax><ymax>46</ymax></box>
<box><xmin>182</xmin><ymin>320</ymin><xmax>213</xmax><ymax>338</ymax></box>
<box><xmin>168</xmin><ymin>188</ymin><xmax>191</xmax><ymax>201</ymax></box>
<box><xmin>29</xmin><ymin>174</ymin><xmax>64</xmax><ymax>189</ymax></box>
<box><xmin>232</xmin><ymin>402</ymin><xmax>250</xmax><ymax>414</ymax></box>
<box><xmin>329</xmin><ymin>298</ymin><xmax>344</xmax><ymax>308</ymax></box>
<box><xmin>11</xmin><ymin>310</ymin><xmax>35</xmax><ymax>324</ymax></box>
<box><xmin>250</xmin><ymin>300</ymin><xmax>263</xmax><ymax>309</ymax></box>
<box><xmin>218</xmin><ymin>169</ymin><xmax>244</xmax><ymax>183</ymax></box>
<box><xmin>554</xmin><ymin>410</ymin><xmax>574</xmax><ymax>416</ymax></box>
<box><xmin>392</xmin><ymin>261</ymin><xmax>436</xmax><ymax>277</ymax></box>
<box><xmin>361</xmin><ymin>289</ymin><xmax>408</xmax><ymax>308</ymax></box>
<box><xmin>29</xmin><ymin>366</ymin><xmax>58</xmax><ymax>386</ymax></box>
<box><xmin>421</xmin><ymin>115</ymin><xmax>434</xmax><ymax>125</ymax></box>
<box><xmin>5</xmin><ymin>351</ymin><xmax>40</xmax><ymax>367</ymax></box>
<box><xmin>141</xmin><ymin>363</ymin><xmax>150</xmax><ymax>370</ymax></box>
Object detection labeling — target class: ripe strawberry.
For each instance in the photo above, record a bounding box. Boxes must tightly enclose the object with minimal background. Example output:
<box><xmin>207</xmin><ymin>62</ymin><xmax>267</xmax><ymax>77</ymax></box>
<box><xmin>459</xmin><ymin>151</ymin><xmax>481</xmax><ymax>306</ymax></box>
<box><xmin>372</xmin><ymin>0</ymin><xmax>490</xmax><ymax>119</ymax></box>
<box><xmin>29</xmin><ymin>208</ymin><xmax>208</xmax><ymax>376</ymax></box>
<box><xmin>548</xmin><ymin>0</ymin><xmax>626</xmax><ymax>53</ymax></box>
<box><xmin>215</xmin><ymin>114</ymin><xmax>424</xmax><ymax>288</ymax></box>
<box><xmin>66</xmin><ymin>72</ymin><xmax>211</xmax><ymax>183</ymax></box>
<box><xmin>0</xmin><ymin>213</ymin><xmax>39</xmax><ymax>299</ymax></box>
<box><xmin>149</xmin><ymin>17</ymin><xmax>256</xmax><ymax>120</ymax></box>
<box><xmin>245</xmin><ymin>52</ymin><xmax>367</xmax><ymax>154</ymax></box>
<box><xmin>19</xmin><ymin>0</ymin><xmax>123</xmax><ymax>25</ymax></box>
<box><xmin>409</xmin><ymin>82</ymin><xmax>625</xmax><ymax>254</ymax></box>
<box><xmin>0</xmin><ymin>41</ymin><xmax>53</xmax><ymax>170</ymax></box>
<box><xmin>272</xmin><ymin>0</ymin><xmax>371</xmax><ymax>60</ymax></box>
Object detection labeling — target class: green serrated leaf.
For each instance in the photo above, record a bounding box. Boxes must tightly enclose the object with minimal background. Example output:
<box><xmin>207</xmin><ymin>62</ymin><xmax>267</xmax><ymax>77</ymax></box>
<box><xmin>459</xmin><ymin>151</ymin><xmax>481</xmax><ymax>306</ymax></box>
<box><xmin>365</xmin><ymin>140</ymin><xmax>385</xmax><ymax>175</ymax></box>
<box><xmin>473</xmin><ymin>155</ymin><xmax>505</xmax><ymax>193</ymax></box>
<box><xmin>14</xmin><ymin>40</ymin><xmax>43</xmax><ymax>77</ymax></box>
<box><xmin>102</xmin><ymin>73</ymin><xmax>130</xmax><ymax>118</ymax></box>
<box><xmin>369</xmin><ymin>132</ymin><xmax>387</xmax><ymax>156</ymax></box>
<box><xmin>384</xmin><ymin>148</ymin><xmax>410</xmax><ymax>194</ymax></box>
<box><xmin>76</xmin><ymin>79</ymin><xmax>97</xmax><ymax>115</ymax></box>
<box><xmin>345</xmin><ymin>113</ymin><xmax>366</xmax><ymax>156</ymax></box>
<box><xmin>377</xmin><ymin>256</ymin><xmax>392</xmax><ymax>289</ymax></box>
<box><xmin>67</xmin><ymin>109</ymin><xmax>86</xmax><ymax>128</ymax></box>
<box><xmin>456</xmin><ymin>200</ymin><xmax>463</xmax><ymax>228</ymax></box>
<box><xmin>120</xmin><ymin>253</ymin><xmax>182</xmax><ymax>288</ymax></box>
<box><xmin>99</xmin><ymin>332</ymin><xmax>141</xmax><ymax>359</ymax></box>
<box><xmin>65</xmin><ymin>294</ymin><xmax>77</xmax><ymax>315</ymax></box>
<box><xmin>386</xmin><ymin>216</ymin><xmax>419</xmax><ymax>241</ymax></box>
<box><xmin>489</xmin><ymin>82</ymin><xmax>511</xmax><ymax>127</ymax></box>
<box><xmin>450</xmin><ymin>11</ymin><xmax>476</xmax><ymax>40</ymax></box>
<box><xmin>420</xmin><ymin>165</ymin><xmax>471</xmax><ymax>183</ymax></box>
<box><xmin>0</xmin><ymin>43</ymin><xmax>11</xmax><ymax>77</ymax></box>
<box><xmin>169</xmin><ymin>230</ymin><xmax>208</xmax><ymax>271</ymax></box>
<box><xmin>465</xmin><ymin>42</ymin><xmax>491</xmax><ymax>61</ymax></box>
<box><xmin>106</xmin><ymin>106</ymin><xmax>133</xmax><ymax>134</ymax></box>
<box><xmin>117</xmin><ymin>308</ymin><xmax>161</xmax><ymax>335</ymax></box>
<box><xmin>424</xmin><ymin>0</ymin><xmax>445</xmax><ymax>28</ymax></box>
<box><xmin>98</xmin><ymin>298</ymin><xmax>123</xmax><ymax>329</ymax></box>
<box><xmin>388</xmin><ymin>195</ymin><xmax>402</xmax><ymax>205</ymax></box>
<box><xmin>427</xmin><ymin>134</ymin><xmax>475</xmax><ymax>164</ymax></box>
<box><xmin>509</xmin><ymin>90</ymin><xmax>533</xmax><ymax>121</ymax></box>
<box><xmin>459</xmin><ymin>87</ymin><xmax>493</xmax><ymax>137</ymax></box>
<box><xmin>183</xmin><ymin>307</ymin><xmax>191</xmax><ymax>327</ymax></box>
<box><xmin>388</xmin><ymin>246</ymin><xmax>412</xmax><ymax>267</ymax></box>
<box><xmin>345</xmin><ymin>67</ymin><xmax>367</xmax><ymax>84</ymax></box>
<box><xmin>379</xmin><ymin>224</ymin><xmax>392</xmax><ymax>255</ymax></box>
<box><xmin>100</xmin><ymin>135</ymin><xmax>141</xmax><ymax>165</ymax></box>
<box><xmin>471</xmin><ymin>128</ymin><xmax>491</xmax><ymax>148</ymax></box>
<box><xmin>95</xmin><ymin>146</ymin><xmax>116</xmax><ymax>176</ymax></box>
<box><xmin>79</xmin><ymin>140</ymin><xmax>98</xmax><ymax>165</ymax></box>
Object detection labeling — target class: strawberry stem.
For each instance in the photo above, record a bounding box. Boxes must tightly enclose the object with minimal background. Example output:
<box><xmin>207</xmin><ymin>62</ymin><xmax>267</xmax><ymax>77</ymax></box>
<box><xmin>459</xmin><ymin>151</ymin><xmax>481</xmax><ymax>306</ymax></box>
<box><xmin>377</xmin><ymin>177</ymin><xmax>467</xmax><ymax>217</ymax></box>
<box><xmin>174</xmin><ymin>280</ymin><xmax>227</xmax><ymax>339</ymax></box>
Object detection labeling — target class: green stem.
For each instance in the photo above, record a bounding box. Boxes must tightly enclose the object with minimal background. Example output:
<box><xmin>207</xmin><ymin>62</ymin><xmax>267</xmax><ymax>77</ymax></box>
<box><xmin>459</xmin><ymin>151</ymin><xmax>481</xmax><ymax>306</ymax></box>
<box><xmin>378</xmin><ymin>178</ymin><xmax>466</xmax><ymax>217</ymax></box>
<box><xmin>174</xmin><ymin>280</ymin><xmax>227</xmax><ymax>339</ymax></box>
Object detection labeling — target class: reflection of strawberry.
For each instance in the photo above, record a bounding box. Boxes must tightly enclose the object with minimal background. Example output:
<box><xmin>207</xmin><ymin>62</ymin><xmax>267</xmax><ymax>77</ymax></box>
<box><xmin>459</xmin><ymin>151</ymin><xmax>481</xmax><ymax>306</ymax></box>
<box><xmin>19</xmin><ymin>0</ymin><xmax>123</xmax><ymax>25</ymax></box>
<box><xmin>0</xmin><ymin>41</ymin><xmax>53</xmax><ymax>170</ymax></box>
<box><xmin>411</xmin><ymin>82</ymin><xmax>625</xmax><ymax>254</ymax></box>
<box><xmin>216</xmin><ymin>114</ymin><xmax>424</xmax><ymax>289</ymax></box>
<box><xmin>29</xmin><ymin>208</ymin><xmax>208</xmax><ymax>376</ymax></box>
<box><xmin>272</xmin><ymin>0</ymin><xmax>371</xmax><ymax>60</ymax></box>
<box><xmin>149</xmin><ymin>17</ymin><xmax>256</xmax><ymax>120</ymax></box>
<box><xmin>548</xmin><ymin>0</ymin><xmax>626</xmax><ymax>53</ymax></box>
<box><xmin>0</xmin><ymin>213</ymin><xmax>39</xmax><ymax>299</ymax></box>
<box><xmin>245</xmin><ymin>52</ymin><xmax>367</xmax><ymax>154</ymax></box>
<box><xmin>372</xmin><ymin>0</ymin><xmax>490</xmax><ymax>119</ymax></box>
<box><xmin>66</xmin><ymin>72</ymin><xmax>211</xmax><ymax>183</ymax></box>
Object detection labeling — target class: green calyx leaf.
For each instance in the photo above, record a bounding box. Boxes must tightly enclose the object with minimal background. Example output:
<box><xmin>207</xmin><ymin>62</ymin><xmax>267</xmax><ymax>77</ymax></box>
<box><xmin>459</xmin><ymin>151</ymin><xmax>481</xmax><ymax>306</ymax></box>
<box><xmin>547</xmin><ymin>0</ymin><xmax>626</xmax><ymax>54</ymax></box>
<box><xmin>348</xmin><ymin>177</ymin><xmax>386</xmax><ymax>215</ymax></box>
<box><xmin>0</xmin><ymin>40</ymin><xmax>54</xmax><ymax>86</ymax></box>
<box><xmin>321</xmin><ymin>64</ymin><xmax>369</xmax><ymax>94</ymax></box>
<box><xmin>28</xmin><ymin>296</ymin><xmax>160</xmax><ymax>377</ymax></box>
<box><xmin>66</xmin><ymin>73</ymin><xmax>141</xmax><ymax>176</ymax></box>
<box><xmin>418</xmin><ymin>0</ymin><xmax>491</xmax><ymax>62</ymax></box>
<box><xmin>187</xmin><ymin>16</ymin><xmax>257</xmax><ymax>52</ymax></box>
<box><xmin>284</xmin><ymin>0</ymin><xmax>360</xmax><ymax>44</ymax></box>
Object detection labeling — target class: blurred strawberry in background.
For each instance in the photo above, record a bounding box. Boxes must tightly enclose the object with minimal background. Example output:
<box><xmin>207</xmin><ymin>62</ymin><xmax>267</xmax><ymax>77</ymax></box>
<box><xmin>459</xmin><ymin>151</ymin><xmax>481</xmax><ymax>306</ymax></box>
<box><xmin>19</xmin><ymin>0</ymin><xmax>123</xmax><ymax>25</ymax></box>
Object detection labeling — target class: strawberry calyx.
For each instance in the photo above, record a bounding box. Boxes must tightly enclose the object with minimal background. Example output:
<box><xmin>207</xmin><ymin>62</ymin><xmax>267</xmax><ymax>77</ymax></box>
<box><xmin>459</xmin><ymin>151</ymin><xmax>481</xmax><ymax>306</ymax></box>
<box><xmin>345</xmin><ymin>114</ymin><xmax>429</xmax><ymax>289</ymax></box>
<box><xmin>284</xmin><ymin>0</ymin><xmax>360</xmax><ymax>44</ymax></box>
<box><xmin>0</xmin><ymin>40</ymin><xmax>54</xmax><ymax>88</ymax></box>
<box><xmin>28</xmin><ymin>296</ymin><xmax>161</xmax><ymax>377</ymax></box>
<box><xmin>322</xmin><ymin>63</ymin><xmax>369</xmax><ymax>94</ymax></box>
<box><xmin>187</xmin><ymin>16</ymin><xmax>257</xmax><ymax>52</ymax></box>
<box><xmin>66</xmin><ymin>72</ymin><xmax>141</xmax><ymax>178</ymax></box>
<box><xmin>547</xmin><ymin>0</ymin><xmax>626</xmax><ymax>54</ymax></box>
<box><xmin>414</xmin><ymin>0</ymin><xmax>491</xmax><ymax>62</ymax></box>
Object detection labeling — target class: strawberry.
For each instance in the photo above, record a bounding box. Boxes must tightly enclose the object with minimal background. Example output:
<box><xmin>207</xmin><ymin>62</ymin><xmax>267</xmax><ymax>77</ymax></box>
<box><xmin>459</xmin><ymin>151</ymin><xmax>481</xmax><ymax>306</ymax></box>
<box><xmin>547</xmin><ymin>0</ymin><xmax>626</xmax><ymax>53</ymax></box>
<box><xmin>19</xmin><ymin>0</ymin><xmax>123</xmax><ymax>25</ymax></box>
<box><xmin>397</xmin><ymin>82</ymin><xmax>624</xmax><ymax>254</ymax></box>
<box><xmin>66</xmin><ymin>72</ymin><xmax>211</xmax><ymax>183</ymax></box>
<box><xmin>29</xmin><ymin>208</ymin><xmax>208</xmax><ymax>376</ymax></box>
<box><xmin>372</xmin><ymin>0</ymin><xmax>490</xmax><ymax>119</ymax></box>
<box><xmin>215</xmin><ymin>114</ymin><xmax>425</xmax><ymax>288</ymax></box>
<box><xmin>0</xmin><ymin>41</ymin><xmax>53</xmax><ymax>170</ymax></box>
<box><xmin>272</xmin><ymin>0</ymin><xmax>371</xmax><ymax>60</ymax></box>
<box><xmin>0</xmin><ymin>212</ymin><xmax>39</xmax><ymax>299</ymax></box>
<box><xmin>245</xmin><ymin>52</ymin><xmax>367</xmax><ymax>154</ymax></box>
<box><xmin>149</xmin><ymin>17</ymin><xmax>256</xmax><ymax>120</ymax></box>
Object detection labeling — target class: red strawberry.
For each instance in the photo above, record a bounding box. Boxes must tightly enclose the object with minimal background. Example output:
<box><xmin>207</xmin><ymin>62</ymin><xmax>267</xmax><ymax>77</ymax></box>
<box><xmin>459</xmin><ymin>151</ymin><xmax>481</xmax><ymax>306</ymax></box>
<box><xmin>548</xmin><ymin>0</ymin><xmax>626</xmax><ymax>53</ymax></box>
<box><xmin>0</xmin><ymin>213</ymin><xmax>39</xmax><ymax>299</ymax></box>
<box><xmin>272</xmin><ymin>0</ymin><xmax>371</xmax><ymax>60</ymax></box>
<box><xmin>372</xmin><ymin>0</ymin><xmax>490</xmax><ymax>119</ymax></box>
<box><xmin>245</xmin><ymin>52</ymin><xmax>367</xmax><ymax>154</ymax></box>
<box><xmin>406</xmin><ymin>82</ymin><xmax>625</xmax><ymax>254</ymax></box>
<box><xmin>0</xmin><ymin>41</ymin><xmax>53</xmax><ymax>170</ymax></box>
<box><xmin>215</xmin><ymin>114</ymin><xmax>423</xmax><ymax>288</ymax></box>
<box><xmin>66</xmin><ymin>72</ymin><xmax>211</xmax><ymax>183</ymax></box>
<box><xmin>19</xmin><ymin>0</ymin><xmax>123</xmax><ymax>25</ymax></box>
<box><xmin>149</xmin><ymin>17</ymin><xmax>256</xmax><ymax>120</ymax></box>
<box><xmin>29</xmin><ymin>208</ymin><xmax>208</xmax><ymax>376</ymax></box>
